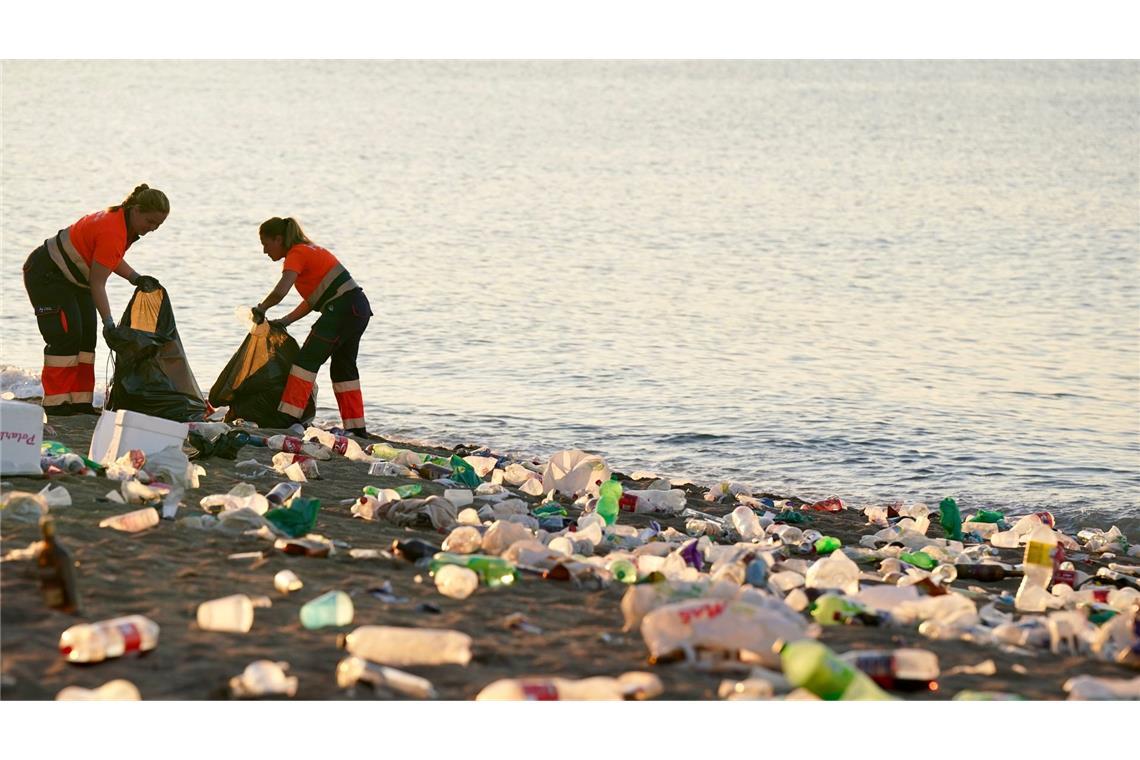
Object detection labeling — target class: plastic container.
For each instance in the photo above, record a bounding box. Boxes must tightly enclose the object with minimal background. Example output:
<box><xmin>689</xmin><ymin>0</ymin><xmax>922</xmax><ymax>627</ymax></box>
<box><xmin>303</xmin><ymin>426</ymin><xmax>371</xmax><ymax>462</ymax></box>
<box><xmin>98</xmin><ymin>508</ymin><xmax>159</xmax><ymax>533</ymax></box>
<box><xmin>196</xmin><ymin>594</ymin><xmax>269</xmax><ymax>633</ymax></box>
<box><xmin>274</xmin><ymin>570</ymin><xmax>303</xmax><ymax>593</ymax></box>
<box><xmin>428</xmin><ymin>552</ymin><xmax>520</xmax><ymax>587</ymax></box>
<box><xmin>88</xmin><ymin>409</ymin><xmax>188</xmax><ymax>466</ymax></box>
<box><xmin>779</xmin><ymin>640</ymin><xmax>894</xmax><ymax>700</ymax></box>
<box><xmin>0</xmin><ymin>399</ymin><xmax>44</xmax><ymax>475</ymax></box>
<box><xmin>59</xmin><ymin>615</ymin><xmax>159</xmax><ymax>663</ymax></box>
<box><xmin>730</xmin><ymin>506</ymin><xmax>764</xmax><ymax>540</ymax></box>
<box><xmin>56</xmin><ymin>679</ymin><xmax>141</xmax><ymax>701</ymax></box>
<box><xmin>338</xmin><ymin>625</ymin><xmax>473</xmax><ymax>667</ymax></box>
<box><xmin>299</xmin><ymin>590</ymin><xmax>354</xmax><ymax>629</ymax></box>
<box><xmin>619</xmin><ymin>489</ymin><xmax>686</xmax><ymax>514</ymax></box>
<box><xmin>434</xmin><ymin>565</ymin><xmax>479</xmax><ymax>599</ymax></box>
<box><xmin>1016</xmin><ymin>522</ymin><xmax>1058</xmax><ymax>612</ymax></box>
<box><xmin>839</xmin><ymin>648</ymin><xmax>940</xmax><ymax>691</ymax></box>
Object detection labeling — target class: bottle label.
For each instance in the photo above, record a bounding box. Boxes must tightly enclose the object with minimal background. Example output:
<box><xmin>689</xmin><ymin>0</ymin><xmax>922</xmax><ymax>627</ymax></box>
<box><xmin>1025</xmin><ymin>541</ymin><xmax>1054</xmax><ymax>567</ymax></box>
<box><xmin>282</xmin><ymin>437</ymin><xmax>302</xmax><ymax>454</ymax></box>
<box><xmin>332</xmin><ymin>438</ymin><xmax>348</xmax><ymax>456</ymax></box>
<box><xmin>618</xmin><ymin>494</ymin><xmax>638</xmax><ymax>512</ymax></box>
<box><xmin>521</xmin><ymin>682</ymin><xmax>560</xmax><ymax>701</ymax></box>
<box><xmin>117</xmin><ymin>622</ymin><xmax>142</xmax><ymax>653</ymax></box>
<box><xmin>1051</xmin><ymin>568</ymin><xmax>1076</xmax><ymax>587</ymax></box>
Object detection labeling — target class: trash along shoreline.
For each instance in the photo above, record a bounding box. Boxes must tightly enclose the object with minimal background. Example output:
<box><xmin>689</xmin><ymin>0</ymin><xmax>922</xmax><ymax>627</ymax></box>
<box><xmin>2</xmin><ymin>411</ymin><xmax>1138</xmax><ymax>701</ymax></box>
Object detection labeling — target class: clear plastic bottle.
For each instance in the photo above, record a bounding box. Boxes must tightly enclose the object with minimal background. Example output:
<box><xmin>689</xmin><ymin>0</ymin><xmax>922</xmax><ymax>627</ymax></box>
<box><xmin>1016</xmin><ymin>522</ymin><xmax>1058</xmax><ymax>612</ymax></box>
<box><xmin>475</xmin><ymin>672</ymin><xmax>664</xmax><ymax>701</ymax></box>
<box><xmin>265</xmin><ymin>482</ymin><xmax>302</xmax><ymax>507</ymax></box>
<box><xmin>303</xmin><ymin>426</ymin><xmax>371</xmax><ymax>462</ymax></box>
<box><xmin>335</xmin><ymin>656</ymin><xmax>439</xmax><ymax>698</ymax></box>
<box><xmin>299</xmin><ymin>590</ymin><xmax>354</xmax><ymax>629</ymax></box>
<box><xmin>730</xmin><ymin>506</ymin><xmax>763</xmax><ymax>540</ymax></box>
<box><xmin>56</xmin><ymin>679</ymin><xmax>141</xmax><ymax>700</ymax></box>
<box><xmin>98</xmin><ymin>508</ymin><xmax>159</xmax><ymax>533</ymax></box>
<box><xmin>434</xmin><ymin>564</ymin><xmax>479</xmax><ymax>599</ymax></box>
<box><xmin>338</xmin><ymin>625</ymin><xmax>473</xmax><ymax>667</ymax></box>
<box><xmin>428</xmin><ymin>552</ymin><xmax>520</xmax><ymax>587</ymax></box>
<box><xmin>59</xmin><ymin>615</ymin><xmax>160</xmax><ymax>663</ymax></box>
<box><xmin>619</xmin><ymin>489</ymin><xmax>686</xmax><ymax>514</ymax></box>
<box><xmin>196</xmin><ymin>594</ymin><xmax>271</xmax><ymax>633</ymax></box>
<box><xmin>804</xmin><ymin>551</ymin><xmax>860</xmax><ymax>596</ymax></box>
<box><xmin>779</xmin><ymin>640</ymin><xmax>894</xmax><ymax>700</ymax></box>
<box><xmin>839</xmin><ymin>648</ymin><xmax>940</xmax><ymax>691</ymax></box>
<box><xmin>640</xmin><ymin>598</ymin><xmax>806</xmax><ymax>669</ymax></box>
<box><xmin>265</xmin><ymin>434</ymin><xmax>331</xmax><ymax>460</ymax></box>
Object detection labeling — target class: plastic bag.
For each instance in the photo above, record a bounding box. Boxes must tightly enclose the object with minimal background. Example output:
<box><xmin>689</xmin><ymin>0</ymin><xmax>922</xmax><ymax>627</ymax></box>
<box><xmin>104</xmin><ymin>286</ymin><xmax>207</xmax><ymax>422</ymax></box>
<box><xmin>209</xmin><ymin>321</ymin><xmax>316</xmax><ymax>427</ymax></box>
<box><xmin>264</xmin><ymin>496</ymin><xmax>321</xmax><ymax>538</ymax></box>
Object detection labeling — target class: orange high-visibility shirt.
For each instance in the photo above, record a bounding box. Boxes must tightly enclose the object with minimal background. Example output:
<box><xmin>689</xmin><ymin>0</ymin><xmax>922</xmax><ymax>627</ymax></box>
<box><xmin>68</xmin><ymin>208</ymin><xmax>133</xmax><ymax>271</ymax></box>
<box><xmin>282</xmin><ymin>243</ymin><xmax>358</xmax><ymax>311</ymax></box>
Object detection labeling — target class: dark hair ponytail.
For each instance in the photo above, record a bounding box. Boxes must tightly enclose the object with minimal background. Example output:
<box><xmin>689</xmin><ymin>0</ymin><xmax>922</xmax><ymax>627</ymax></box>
<box><xmin>259</xmin><ymin>216</ymin><xmax>312</xmax><ymax>250</ymax></box>
<box><xmin>111</xmin><ymin>183</ymin><xmax>170</xmax><ymax>214</ymax></box>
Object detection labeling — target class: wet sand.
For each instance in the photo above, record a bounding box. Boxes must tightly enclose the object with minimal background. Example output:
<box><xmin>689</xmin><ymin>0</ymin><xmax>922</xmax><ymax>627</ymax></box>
<box><xmin>1</xmin><ymin>412</ymin><xmax>1136</xmax><ymax>700</ymax></box>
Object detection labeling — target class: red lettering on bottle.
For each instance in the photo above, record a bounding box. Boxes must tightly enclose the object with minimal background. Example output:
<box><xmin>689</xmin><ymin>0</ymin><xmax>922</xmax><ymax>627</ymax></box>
<box><xmin>117</xmin><ymin>622</ymin><xmax>142</xmax><ymax>653</ymax></box>
<box><xmin>333</xmin><ymin>438</ymin><xmax>348</xmax><ymax>455</ymax></box>
<box><xmin>521</xmin><ymin>682</ymin><xmax>559</xmax><ymax>700</ymax></box>
<box><xmin>619</xmin><ymin>494</ymin><xmax>638</xmax><ymax>512</ymax></box>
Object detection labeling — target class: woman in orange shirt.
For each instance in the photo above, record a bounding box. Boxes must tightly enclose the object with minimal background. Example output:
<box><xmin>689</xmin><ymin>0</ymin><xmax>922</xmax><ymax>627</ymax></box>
<box><xmin>252</xmin><ymin>216</ymin><xmax>374</xmax><ymax>439</ymax></box>
<box><xmin>22</xmin><ymin>184</ymin><xmax>169</xmax><ymax>416</ymax></box>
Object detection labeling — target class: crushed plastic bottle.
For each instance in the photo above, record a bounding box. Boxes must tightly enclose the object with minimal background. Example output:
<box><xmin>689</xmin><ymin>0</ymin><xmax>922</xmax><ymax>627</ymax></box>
<box><xmin>229</xmin><ymin>660</ymin><xmax>298</xmax><ymax>698</ymax></box>
<box><xmin>336</xmin><ymin>656</ymin><xmax>439</xmax><ymax>698</ymax></box>
<box><xmin>640</xmin><ymin>597</ymin><xmax>807</xmax><ymax>668</ymax></box>
<box><xmin>98</xmin><ymin>507</ymin><xmax>159</xmax><ymax>533</ymax></box>
<box><xmin>1063</xmin><ymin>675</ymin><xmax>1140</xmax><ymax>700</ymax></box>
<box><xmin>619</xmin><ymin>488</ymin><xmax>686</xmax><ymax>515</ymax></box>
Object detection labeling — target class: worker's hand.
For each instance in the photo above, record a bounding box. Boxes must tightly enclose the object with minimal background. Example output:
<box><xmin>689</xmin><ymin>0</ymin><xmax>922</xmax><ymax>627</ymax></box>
<box><xmin>133</xmin><ymin>274</ymin><xmax>161</xmax><ymax>292</ymax></box>
<box><xmin>250</xmin><ymin>306</ymin><xmax>266</xmax><ymax>324</ymax></box>
<box><xmin>101</xmin><ymin>316</ymin><xmax>117</xmax><ymax>345</ymax></box>
<box><xmin>268</xmin><ymin>319</ymin><xmax>288</xmax><ymax>331</ymax></box>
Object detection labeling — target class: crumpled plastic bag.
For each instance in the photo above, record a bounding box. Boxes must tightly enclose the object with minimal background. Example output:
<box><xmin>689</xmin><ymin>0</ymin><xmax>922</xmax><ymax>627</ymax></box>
<box><xmin>481</xmin><ymin>520</ymin><xmax>533</xmax><ymax>556</ymax></box>
<box><xmin>264</xmin><ymin>497</ymin><xmax>320</xmax><ymax>538</ymax></box>
<box><xmin>541</xmin><ymin>449</ymin><xmax>611</xmax><ymax>499</ymax></box>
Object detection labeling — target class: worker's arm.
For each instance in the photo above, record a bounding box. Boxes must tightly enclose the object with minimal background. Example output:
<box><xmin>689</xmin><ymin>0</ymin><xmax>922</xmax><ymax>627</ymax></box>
<box><xmin>89</xmin><ymin>262</ymin><xmax>115</xmax><ymax>325</ymax></box>
<box><xmin>256</xmin><ymin>271</ymin><xmax>298</xmax><ymax>312</ymax></box>
<box><xmin>113</xmin><ymin>259</ymin><xmax>140</xmax><ymax>284</ymax></box>
<box><xmin>272</xmin><ymin>300</ymin><xmax>313</xmax><ymax>328</ymax></box>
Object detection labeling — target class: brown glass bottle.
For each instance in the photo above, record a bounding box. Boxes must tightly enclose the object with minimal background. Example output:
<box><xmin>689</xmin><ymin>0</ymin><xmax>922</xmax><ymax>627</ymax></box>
<box><xmin>37</xmin><ymin>516</ymin><xmax>80</xmax><ymax>614</ymax></box>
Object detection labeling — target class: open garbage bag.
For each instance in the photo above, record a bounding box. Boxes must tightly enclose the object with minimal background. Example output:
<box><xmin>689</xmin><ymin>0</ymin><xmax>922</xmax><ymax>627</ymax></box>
<box><xmin>542</xmin><ymin>449</ymin><xmax>611</xmax><ymax>498</ymax></box>
<box><xmin>209</xmin><ymin>322</ymin><xmax>316</xmax><ymax>427</ymax></box>
<box><xmin>104</xmin><ymin>286</ymin><xmax>207</xmax><ymax>422</ymax></box>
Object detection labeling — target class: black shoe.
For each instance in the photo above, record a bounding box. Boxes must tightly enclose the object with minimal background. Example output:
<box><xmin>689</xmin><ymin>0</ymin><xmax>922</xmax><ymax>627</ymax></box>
<box><xmin>44</xmin><ymin>403</ymin><xmax>77</xmax><ymax>417</ymax></box>
<box><xmin>70</xmin><ymin>403</ymin><xmax>101</xmax><ymax>415</ymax></box>
<box><xmin>347</xmin><ymin>428</ymin><xmax>382</xmax><ymax>441</ymax></box>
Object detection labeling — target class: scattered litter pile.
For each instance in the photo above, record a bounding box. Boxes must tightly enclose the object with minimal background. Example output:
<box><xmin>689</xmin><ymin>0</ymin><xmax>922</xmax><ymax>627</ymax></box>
<box><xmin>1</xmin><ymin>408</ymin><xmax>1137</xmax><ymax>700</ymax></box>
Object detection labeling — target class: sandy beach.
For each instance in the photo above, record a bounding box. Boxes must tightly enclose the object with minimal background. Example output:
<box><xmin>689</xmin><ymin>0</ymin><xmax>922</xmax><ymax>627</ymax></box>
<box><xmin>1</xmin><ymin>411</ymin><xmax>1137</xmax><ymax>701</ymax></box>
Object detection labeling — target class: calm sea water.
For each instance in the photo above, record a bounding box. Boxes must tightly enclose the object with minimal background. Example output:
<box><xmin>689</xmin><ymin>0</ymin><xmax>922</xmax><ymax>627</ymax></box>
<box><xmin>2</xmin><ymin>61</ymin><xmax>1137</xmax><ymax>533</ymax></box>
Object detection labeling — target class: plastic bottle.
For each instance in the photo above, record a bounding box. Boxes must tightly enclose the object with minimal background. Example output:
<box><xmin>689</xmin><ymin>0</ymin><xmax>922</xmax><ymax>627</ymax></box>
<box><xmin>476</xmin><ymin>672</ymin><xmax>664</xmax><ymax>701</ymax></box>
<box><xmin>338</xmin><ymin>625</ymin><xmax>473</xmax><ymax>667</ymax></box>
<box><xmin>1016</xmin><ymin>522</ymin><xmax>1059</xmax><ymax>612</ymax></box>
<box><xmin>839</xmin><ymin>648</ymin><xmax>940</xmax><ymax>691</ymax></box>
<box><xmin>59</xmin><ymin>615</ymin><xmax>160</xmax><ymax>663</ymax></box>
<box><xmin>619</xmin><ymin>489</ymin><xmax>686</xmax><ymax>514</ymax></box>
<box><xmin>810</xmin><ymin>593</ymin><xmax>881</xmax><ymax>626</ymax></box>
<box><xmin>1063</xmin><ymin>675</ymin><xmax>1140</xmax><ymax>700</ymax></box>
<box><xmin>971</xmin><ymin>509</ymin><xmax>1005</xmax><ymax>524</ymax></box>
<box><xmin>38</xmin><ymin>515</ymin><xmax>80</xmax><ymax>614</ymax></box>
<box><xmin>804</xmin><ymin>551</ymin><xmax>860</xmax><ymax>596</ymax></box>
<box><xmin>229</xmin><ymin>660</ymin><xmax>298</xmax><ymax>698</ymax></box>
<box><xmin>607</xmin><ymin>557</ymin><xmax>638</xmax><ymax>584</ymax></box>
<box><xmin>428</xmin><ymin>552</ymin><xmax>520</xmax><ymax>587</ymax></box>
<box><xmin>938</xmin><ymin>497</ymin><xmax>962</xmax><ymax>540</ymax></box>
<box><xmin>299</xmin><ymin>590</ymin><xmax>354</xmax><ymax>629</ymax></box>
<box><xmin>265</xmin><ymin>481</ymin><xmax>302</xmax><ymax>507</ymax></box>
<box><xmin>434</xmin><ymin>564</ymin><xmax>479</xmax><ymax>599</ymax></box>
<box><xmin>303</xmin><ymin>426</ymin><xmax>372</xmax><ymax>462</ymax></box>
<box><xmin>814</xmin><ymin>536</ymin><xmax>842</xmax><ymax>555</ymax></box>
<box><xmin>98</xmin><ymin>507</ymin><xmax>159</xmax><ymax>533</ymax></box>
<box><xmin>196</xmin><ymin>594</ymin><xmax>271</xmax><ymax>633</ymax></box>
<box><xmin>899</xmin><ymin>551</ymin><xmax>937</xmax><ymax>570</ymax></box>
<box><xmin>335</xmin><ymin>656</ymin><xmax>438</xmax><ymax>698</ymax></box>
<box><xmin>593</xmin><ymin>477</ymin><xmax>621</xmax><ymax>525</ymax></box>
<box><xmin>274</xmin><ymin>570</ymin><xmax>303</xmax><ymax>593</ymax></box>
<box><xmin>56</xmin><ymin>679</ymin><xmax>141</xmax><ymax>701</ymax></box>
<box><xmin>779</xmin><ymin>640</ymin><xmax>894</xmax><ymax>700</ymax></box>
<box><xmin>729</xmin><ymin>506</ymin><xmax>763</xmax><ymax>540</ymax></box>
<box><xmin>266</xmin><ymin>434</ymin><xmax>331</xmax><ymax>460</ymax></box>
<box><xmin>640</xmin><ymin>598</ymin><xmax>807</xmax><ymax>669</ymax></box>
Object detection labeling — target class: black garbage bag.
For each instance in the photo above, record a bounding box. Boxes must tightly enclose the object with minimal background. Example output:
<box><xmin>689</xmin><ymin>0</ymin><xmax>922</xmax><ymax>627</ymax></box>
<box><xmin>104</xmin><ymin>286</ymin><xmax>208</xmax><ymax>422</ymax></box>
<box><xmin>209</xmin><ymin>322</ymin><xmax>316</xmax><ymax>428</ymax></box>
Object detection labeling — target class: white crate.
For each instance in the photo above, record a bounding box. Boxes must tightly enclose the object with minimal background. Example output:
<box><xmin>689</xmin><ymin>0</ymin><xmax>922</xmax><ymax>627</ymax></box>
<box><xmin>0</xmin><ymin>399</ymin><xmax>45</xmax><ymax>476</ymax></box>
<box><xmin>88</xmin><ymin>409</ymin><xmax>188</xmax><ymax>465</ymax></box>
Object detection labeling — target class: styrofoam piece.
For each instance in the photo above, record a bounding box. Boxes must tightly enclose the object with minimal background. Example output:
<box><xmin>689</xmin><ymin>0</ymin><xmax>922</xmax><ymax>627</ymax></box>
<box><xmin>88</xmin><ymin>410</ymin><xmax>189</xmax><ymax>466</ymax></box>
<box><xmin>0</xmin><ymin>399</ymin><xmax>44</xmax><ymax>475</ymax></box>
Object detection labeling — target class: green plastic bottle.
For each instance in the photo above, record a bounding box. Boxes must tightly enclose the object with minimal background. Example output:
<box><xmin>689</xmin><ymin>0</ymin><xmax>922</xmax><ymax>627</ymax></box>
<box><xmin>606</xmin><ymin>557</ymin><xmax>638</xmax><ymax>584</ymax></box>
<box><xmin>939</xmin><ymin>497</ymin><xmax>962</xmax><ymax>541</ymax></box>
<box><xmin>449</xmin><ymin>455</ymin><xmax>482</xmax><ymax>488</ymax></box>
<box><xmin>779</xmin><ymin>640</ymin><xmax>894</xmax><ymax>700</ymax></box>
<box><xmin>899</xmin><ymin>550</ymin><xmax>937</xmax><ymax>570</ymax></box>
<box><xmin>429</xmin><ymin>552</ymin><xmax>520</xmax><ymax>587</ymax></box>
<box><xmin>596</xmin><ymin>478</ymin><xmax>622</xmax><ymax>526</ymax></box>
<box><xmin>809</xmin><ymin>594</ymin><xmax>870</xmax><ymax>626</ymax></box>
<box><xmin>971</xmin><ymin>509</ymin><xmax>1005</xmax><ymax>524</ymax></box>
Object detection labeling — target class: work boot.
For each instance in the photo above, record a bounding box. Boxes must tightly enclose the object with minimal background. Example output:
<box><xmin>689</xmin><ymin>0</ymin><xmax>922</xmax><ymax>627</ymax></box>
<box><xmin>44</xmin><ymin>403</ymin><xmax>76</xmax><ymax>417</ymax></box>
<box><xmin>70</xmin><ymin>403</ymin><xmax>101</xmax><ymax>415</ymax></box>
<box><xmin>347</xmin><ymin>427</ymin><xmax>381</xmax><ymax>441</ymax></box>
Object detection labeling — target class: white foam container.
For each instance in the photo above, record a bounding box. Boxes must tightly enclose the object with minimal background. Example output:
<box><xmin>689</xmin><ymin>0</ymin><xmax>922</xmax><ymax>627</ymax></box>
<box><xmin>88</xmin><ymin>409</ymin><xmax>188</xmax><ymax>465</ymax></box>
<box><xmin>0</xmin><ymin>399</ymin><xmax>45</xmax><ymax>475</ymax></box>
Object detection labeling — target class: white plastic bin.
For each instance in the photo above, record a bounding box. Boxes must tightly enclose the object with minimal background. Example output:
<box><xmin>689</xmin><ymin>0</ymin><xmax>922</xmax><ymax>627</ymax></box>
<box><xmin>0</xmin><ymin>399</ymin><xmax>45</xmax><ymax>476</ymax></box>
<box><xmin>88</xmin><ymin>409</ymin><xmax>189</xmax><ymax>465</ymax></box>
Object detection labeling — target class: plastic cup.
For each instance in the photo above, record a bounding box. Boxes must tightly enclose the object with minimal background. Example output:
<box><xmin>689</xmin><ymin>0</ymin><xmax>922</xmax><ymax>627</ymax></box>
<box><xmin>299</xmin><ymin>590</ymin><xmax>354</xmax><ymax>629</ymax></box>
